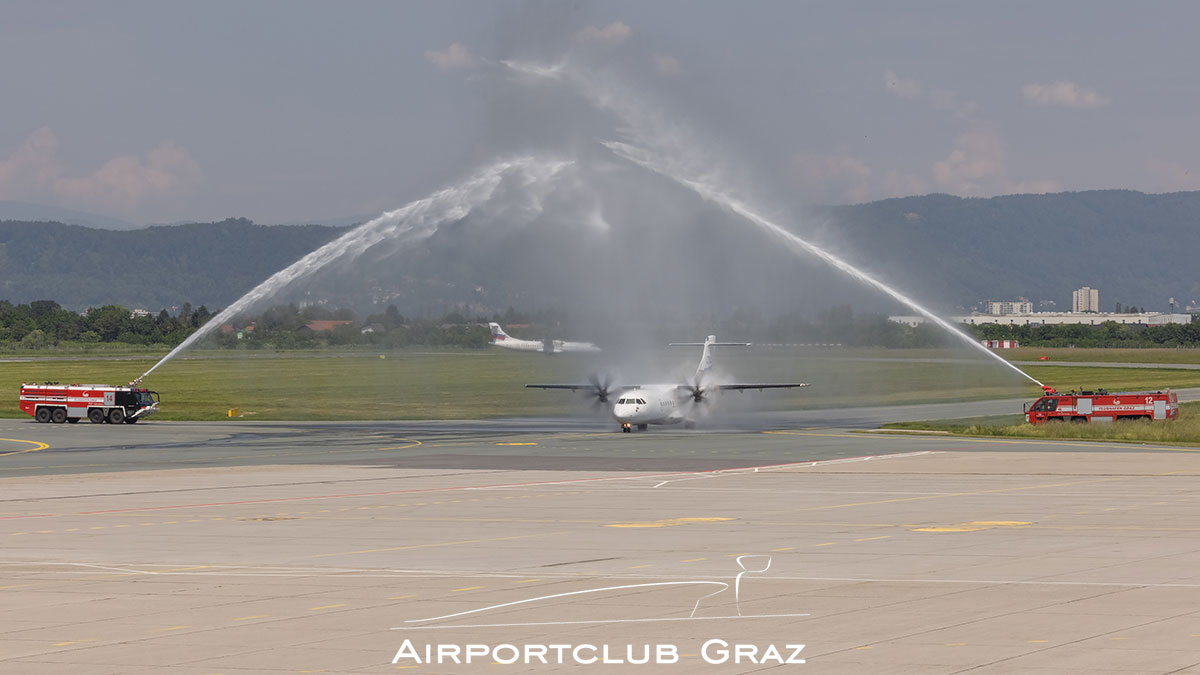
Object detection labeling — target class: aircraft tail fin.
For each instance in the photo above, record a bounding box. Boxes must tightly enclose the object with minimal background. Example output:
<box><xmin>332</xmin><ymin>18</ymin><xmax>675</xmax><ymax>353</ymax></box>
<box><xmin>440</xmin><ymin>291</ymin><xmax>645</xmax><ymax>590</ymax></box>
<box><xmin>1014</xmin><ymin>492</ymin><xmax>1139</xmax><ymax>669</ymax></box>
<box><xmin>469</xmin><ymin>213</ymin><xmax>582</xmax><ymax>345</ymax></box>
<box><xmin>489</xmin><ymin>323</ymin><xmax>509</xmax><ymax>341</ymax></box>
<box><xmin>668</xmin><ymin>336</ymin><xmax>751</xmax><ymax>380</ymax></box>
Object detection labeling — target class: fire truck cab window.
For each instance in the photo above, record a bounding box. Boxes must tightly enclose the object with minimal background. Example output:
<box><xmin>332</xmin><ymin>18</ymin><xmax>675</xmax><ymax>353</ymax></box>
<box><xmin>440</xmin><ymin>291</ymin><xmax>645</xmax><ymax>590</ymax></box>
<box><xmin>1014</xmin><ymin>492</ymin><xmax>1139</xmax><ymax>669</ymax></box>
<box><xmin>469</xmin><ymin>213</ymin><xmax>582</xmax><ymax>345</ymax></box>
<box><xmin>1045</xmin><ymin>398</ymin><xmax>1058</xmax><ymax>411</ymax></box>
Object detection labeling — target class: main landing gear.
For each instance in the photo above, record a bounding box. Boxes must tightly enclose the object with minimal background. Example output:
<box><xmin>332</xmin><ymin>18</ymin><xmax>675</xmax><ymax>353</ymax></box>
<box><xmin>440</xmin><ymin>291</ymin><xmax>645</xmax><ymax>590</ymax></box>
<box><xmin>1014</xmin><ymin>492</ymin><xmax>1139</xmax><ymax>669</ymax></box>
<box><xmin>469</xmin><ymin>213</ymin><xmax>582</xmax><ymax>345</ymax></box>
<box><xmin>621</xmin><ymin>423</ymin><xmax>650</xmax><ymax>433</ymax></box>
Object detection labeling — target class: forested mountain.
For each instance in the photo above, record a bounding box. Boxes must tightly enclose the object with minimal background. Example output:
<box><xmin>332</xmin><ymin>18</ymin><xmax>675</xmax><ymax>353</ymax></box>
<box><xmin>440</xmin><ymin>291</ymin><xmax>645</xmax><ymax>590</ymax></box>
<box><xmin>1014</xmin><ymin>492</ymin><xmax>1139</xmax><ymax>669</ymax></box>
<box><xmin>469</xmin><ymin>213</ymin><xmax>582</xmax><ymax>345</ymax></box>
<box><xmin>0</xmin><ymin>219</ymin><xmax>342</xmax><ymax>310</ymax></box>
<box><xmin>1</xmin><ymin>189</ymin><xmax>1198</xmax><ymax>314</ymax></box>
<box><xmin>816</xmin><ymin>190</ymin><xmax>1200</xmax><ymax>312</ymax></box>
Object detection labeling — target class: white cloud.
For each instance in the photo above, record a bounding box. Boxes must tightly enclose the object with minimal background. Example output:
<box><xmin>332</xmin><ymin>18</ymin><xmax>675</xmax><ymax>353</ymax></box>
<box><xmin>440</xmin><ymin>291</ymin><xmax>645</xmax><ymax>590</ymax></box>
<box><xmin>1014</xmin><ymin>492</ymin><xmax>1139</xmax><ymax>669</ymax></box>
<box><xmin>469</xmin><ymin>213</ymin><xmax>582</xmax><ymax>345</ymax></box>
<box><xmin>1146</xmin><ymin>158</ymin><xmax>1200</xmax><ymax>190</ymax></box>
<box><xmin>0</xmin><ymin>127</ymin><xmax>62</xmax><ymax>198</ymax></box>
<box><xmin>0</xmin><ymin>128</ymin><xmax>203</xmax><ymax>216</ymax></box>
<box><xmin>425</xmin><ymin>42</ymin><xmax>475</xmax><ymax>70</ymax></box>
<box><xmin>1005</xmin><ymin>179</ymin><xmax>1063</xmax><ymax>195</ymax></box>
<box><xmin>933</xmin><ymin>128</ymin><xmax>1060</xmax><ymax>196</ymax></box>
<box><xmin>1021</xmin><ymin>81</ymin><xmax>1110</xmax><ymax>108</ymax></box>
<box><xmin>791</xmin><ymin>149</ymin><xmax>929</xmax><ymax>204</ymax></box>
<box><xmin>652</xmin><ymin>54</ymin><xmax>679</xmax><ymax>77</ymax></box>
<box><xmin>791</xmin><ymin>151</ymin><xmax>880</xmax><ymax>203</ymax></box>
<box><xmin>929</xmin><ymin>88</ymin><xmax>977</xmax><ymax>119</ymax></box>
<box><xmin>576</xmin><ymin>22</ymin><xmax>631</xmax><ymax>46</ymax></box>
<box><xmin>885</xmin><ymin>71</ymin><xmax>976</xmax><ymax>119</ymax></box>
<box><xmin>54</xmin><ymin>141</ymin><xmax>203</xmax><ymax>214</ymax></box>
<box><xmin>933</xmin><ymin>129</ymin><xmax>1007</xmax><ymax>195</ymax></box>
<box><xmin>883</xmin><ymin>69</ymin><xmax>921</xmax><ymax>99</ymax></box>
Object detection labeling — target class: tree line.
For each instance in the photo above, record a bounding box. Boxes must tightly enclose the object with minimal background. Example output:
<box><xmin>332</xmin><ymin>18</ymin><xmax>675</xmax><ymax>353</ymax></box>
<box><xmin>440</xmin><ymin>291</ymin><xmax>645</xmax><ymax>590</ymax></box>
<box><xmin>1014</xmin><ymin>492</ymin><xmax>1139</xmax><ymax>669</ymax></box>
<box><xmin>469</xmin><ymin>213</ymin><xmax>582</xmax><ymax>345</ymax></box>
<box><xmin>0</xmin><ymin>299</ymin><xmax>1197</xmax><ymax>351</ymax></box>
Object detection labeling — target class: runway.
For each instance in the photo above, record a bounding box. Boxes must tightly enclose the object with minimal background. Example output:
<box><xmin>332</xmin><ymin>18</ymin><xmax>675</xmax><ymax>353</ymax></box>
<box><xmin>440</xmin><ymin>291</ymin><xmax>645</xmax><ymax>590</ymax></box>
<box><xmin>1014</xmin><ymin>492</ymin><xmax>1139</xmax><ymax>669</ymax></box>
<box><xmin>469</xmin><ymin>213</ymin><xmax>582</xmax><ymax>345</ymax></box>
<box><xmin>3</xmin><ymin>404</ymin><xmax>1200</xmax><ymax>673</ymax></box>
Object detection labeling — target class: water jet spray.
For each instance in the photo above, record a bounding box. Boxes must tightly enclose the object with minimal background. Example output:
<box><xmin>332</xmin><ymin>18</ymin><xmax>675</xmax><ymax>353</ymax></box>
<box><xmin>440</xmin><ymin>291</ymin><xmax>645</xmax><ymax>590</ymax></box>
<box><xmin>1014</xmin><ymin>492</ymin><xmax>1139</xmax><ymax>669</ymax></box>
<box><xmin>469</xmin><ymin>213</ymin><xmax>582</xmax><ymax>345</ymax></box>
<box><xmin>137</xmin><ymin>156</ymin><xmax>572</xmax><ymax>382</ymax></box>
<box><xmin>504</xmin><ymin>60</ymin><xmax>1045</xmax><ymax>390</ymax></box>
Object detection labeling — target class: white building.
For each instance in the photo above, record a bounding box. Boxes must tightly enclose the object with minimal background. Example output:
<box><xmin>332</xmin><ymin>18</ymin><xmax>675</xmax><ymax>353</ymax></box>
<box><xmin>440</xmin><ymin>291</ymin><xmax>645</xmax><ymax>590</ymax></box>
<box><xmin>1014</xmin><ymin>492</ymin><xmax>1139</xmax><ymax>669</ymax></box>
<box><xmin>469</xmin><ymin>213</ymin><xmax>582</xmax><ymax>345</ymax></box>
<box><xmin>889</xmin><ymin>312</ymin><xmax>1193</xmax><ymax>327</ymax></box>
<box><xmin>986</xmin><ymin>300</ymin><xmax>1033</xmax><ymax>315</ymax></box>
<box><xmin>1072</xmin><ymin>286</ymin><xmax>1100</xmax><ymax>313</ymax></box>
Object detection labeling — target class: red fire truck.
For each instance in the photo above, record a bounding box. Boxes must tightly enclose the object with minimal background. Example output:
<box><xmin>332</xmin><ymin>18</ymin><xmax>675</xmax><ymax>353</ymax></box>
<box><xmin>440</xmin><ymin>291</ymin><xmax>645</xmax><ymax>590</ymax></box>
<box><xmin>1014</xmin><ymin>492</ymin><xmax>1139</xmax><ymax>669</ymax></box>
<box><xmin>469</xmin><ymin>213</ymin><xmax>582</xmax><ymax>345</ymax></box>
<box><xmin>1025</xmin><ymin>386</ymin><xmax>1178</xmax><ymax>424</ymax></box>
<box><xmin>19</xmin><ymin>383</ymin><xmax>160</xmax><ymax>424</ymax></box>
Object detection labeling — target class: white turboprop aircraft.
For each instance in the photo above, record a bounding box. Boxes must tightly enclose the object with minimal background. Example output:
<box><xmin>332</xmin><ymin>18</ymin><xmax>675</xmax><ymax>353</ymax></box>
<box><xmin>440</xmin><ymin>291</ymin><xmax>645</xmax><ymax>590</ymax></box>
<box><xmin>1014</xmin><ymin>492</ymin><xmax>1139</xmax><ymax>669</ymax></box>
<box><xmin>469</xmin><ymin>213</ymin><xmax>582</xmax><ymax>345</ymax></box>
<box><xmin>526</xmin><ymin>335</ymin><xmax>808</xmax><ymax>432</ymax></box>
<box><xmin>489</xmin><ymin>323</ymin><xmax>601</xmax><ymax>354</ymax></box>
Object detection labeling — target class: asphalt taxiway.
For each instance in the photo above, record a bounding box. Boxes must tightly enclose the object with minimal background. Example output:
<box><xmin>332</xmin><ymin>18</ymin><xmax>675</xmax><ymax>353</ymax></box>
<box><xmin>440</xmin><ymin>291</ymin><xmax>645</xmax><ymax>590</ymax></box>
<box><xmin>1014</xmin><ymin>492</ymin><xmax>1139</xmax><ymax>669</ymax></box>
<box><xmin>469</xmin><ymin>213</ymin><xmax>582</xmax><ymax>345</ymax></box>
<box><xmin>3</xmin><ymin>403</ymin><xmax>1200</xmax><ymax>673</ymax></box>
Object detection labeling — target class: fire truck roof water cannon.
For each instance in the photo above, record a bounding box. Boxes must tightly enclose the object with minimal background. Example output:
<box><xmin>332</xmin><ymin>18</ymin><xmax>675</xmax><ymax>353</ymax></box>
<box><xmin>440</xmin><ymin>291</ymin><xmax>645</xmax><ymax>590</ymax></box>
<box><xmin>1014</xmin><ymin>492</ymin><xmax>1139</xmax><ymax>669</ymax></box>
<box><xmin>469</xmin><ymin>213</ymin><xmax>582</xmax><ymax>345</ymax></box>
<box><xmin>1026</xmin><ymin>384</ymin><xmax>1177</xmax><ymax>425</ymax></box>
<box><xmin>19</xmin><ymin>381</ymin><xmax>160</xmax><ymax>425</ymax></box>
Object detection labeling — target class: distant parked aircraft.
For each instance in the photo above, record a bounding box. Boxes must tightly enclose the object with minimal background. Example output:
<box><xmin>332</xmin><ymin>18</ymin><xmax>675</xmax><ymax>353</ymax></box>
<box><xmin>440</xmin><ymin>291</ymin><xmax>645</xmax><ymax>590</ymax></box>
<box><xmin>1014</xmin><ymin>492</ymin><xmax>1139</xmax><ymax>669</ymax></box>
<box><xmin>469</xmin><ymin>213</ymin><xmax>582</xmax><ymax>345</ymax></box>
<box><xmin>488</xmin><ymin>323</ymin><xmax>601</xmax><ymax>355</ymax></box>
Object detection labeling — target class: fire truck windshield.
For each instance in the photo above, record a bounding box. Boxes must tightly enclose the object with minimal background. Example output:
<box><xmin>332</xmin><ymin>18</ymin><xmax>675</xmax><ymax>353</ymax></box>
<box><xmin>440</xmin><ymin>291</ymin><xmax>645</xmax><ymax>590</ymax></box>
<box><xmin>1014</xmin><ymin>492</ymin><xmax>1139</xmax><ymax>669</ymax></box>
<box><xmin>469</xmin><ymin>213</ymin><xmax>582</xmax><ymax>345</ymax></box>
<box><xmin>1032</xmin><ymin>398</ymin><xmax>1059</xmax><ymax>412</ymax></box>
<box><xmin>136</xmin><ymin>391</ymin><xmax>159</xmax><ymax>406</ymax></box>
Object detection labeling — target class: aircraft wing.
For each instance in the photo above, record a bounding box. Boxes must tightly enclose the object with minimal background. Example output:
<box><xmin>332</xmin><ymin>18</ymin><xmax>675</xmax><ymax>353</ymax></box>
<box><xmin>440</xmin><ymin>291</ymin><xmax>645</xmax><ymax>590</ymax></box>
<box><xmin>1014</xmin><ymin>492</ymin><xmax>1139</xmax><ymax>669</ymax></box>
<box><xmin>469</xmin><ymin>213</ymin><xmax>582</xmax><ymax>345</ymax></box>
<box><xmin>556</xmin><ymin>341</ymin><xmax>601</xmax><ymax>353</ymax></box>
<box><xmin>525</xmin><ymin>384</ymin><xmax>639</xmax><ymax>392</ymax></box>
<box><xmin>712</xmin><ymin>383</ymin><xmax>809</xmax><ymax>392</ymax></box>
<box><xmin>524</xmin><ymin>384</ymin><xmax>595</xmax><ymax>392</ymax></box>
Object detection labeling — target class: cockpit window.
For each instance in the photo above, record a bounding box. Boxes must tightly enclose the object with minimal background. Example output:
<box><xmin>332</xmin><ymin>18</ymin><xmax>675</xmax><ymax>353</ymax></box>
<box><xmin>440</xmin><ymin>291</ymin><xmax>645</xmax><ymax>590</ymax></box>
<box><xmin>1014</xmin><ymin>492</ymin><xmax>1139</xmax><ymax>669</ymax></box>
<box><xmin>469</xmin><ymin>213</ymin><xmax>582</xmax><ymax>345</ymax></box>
<box><xmin>637</xmin><ymin>399</ymin><xmax>646</xmax><ymax>405</ymax></box>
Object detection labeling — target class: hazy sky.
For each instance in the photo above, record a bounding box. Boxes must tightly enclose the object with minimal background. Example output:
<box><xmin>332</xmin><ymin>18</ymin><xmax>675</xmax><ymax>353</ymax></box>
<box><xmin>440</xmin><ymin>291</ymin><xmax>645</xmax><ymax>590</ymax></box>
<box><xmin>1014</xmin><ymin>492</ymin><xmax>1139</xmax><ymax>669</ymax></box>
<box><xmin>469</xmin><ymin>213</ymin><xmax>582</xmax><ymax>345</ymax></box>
<box><xmin>3</xmin><ymin>1</ymin><xmax>1198</xmax><ymax>224</ymax></box>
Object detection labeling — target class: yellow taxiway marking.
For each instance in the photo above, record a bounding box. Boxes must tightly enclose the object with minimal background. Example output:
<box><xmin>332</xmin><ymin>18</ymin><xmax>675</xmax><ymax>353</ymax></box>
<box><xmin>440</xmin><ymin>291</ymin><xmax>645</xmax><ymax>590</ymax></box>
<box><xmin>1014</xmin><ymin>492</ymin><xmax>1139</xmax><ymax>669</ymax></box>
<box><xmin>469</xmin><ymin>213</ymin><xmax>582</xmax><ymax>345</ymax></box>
<box><xmin>0</xmin><ymin>438</ymin><xmax>49</xmax><ymax>457</ymax></box>
<box><xmin>53</xmin><ymin>639</ymin><xmax>96</xmax><ymax>646</ymax></box>
<box><xmin>513</xmin><ymin>579</ymin><xmax>541</xmax><ymax>584</ymax></box>
<box><xmin>764</xmin><ymin>430</ymin><xmax>1200</xmax><ymax>452</ymax></box>
<box><xmin>771</xmin><ymin>547</ymin><xmax>795</xmax><ymax>552</ymax></box>
<box><xmin>945</xmin><ymin>642</ymin><xmax>967</xmax><ymax>647</ymax></box>
<box><xmin>379</xmin><ymin>439</ymin><xmax>423</xmax><ymax>451</ymax></box>
<box><xmin>389</xmin><ymin>595</ymin><xmax>415</xmax><ymax>600</ymax></box>
<box><xmin>234</xmin><ymin>614</ymin><xmax>269</xmax><ymax>621</ymax></box>
<box><xmin>605</xmin><ymin>517</ymin><xmax>735</xmax><ymax>529</ymax></box>
<box><xmin>309</xmin><ymin>604</ymin><xmax>346</xmax><ymax>611</ymax></box>
<box><xmin>855</xmin><ymin>535</ymin><xmax>892</xmax><ymax>542</ymax></box>
<box><xmin>681</xmin><ymin>557</ymin><xmax>707</xmax><ymax>563</ymax></box>
<box><xmin>158</xmin><ymin>625</ymin><xmax>191</xmax><ymax>632</ymax></box>
<box><xmin>791</xmin><ymin>476</ymin><xmax>1128</xmax><ymax>516</ymax></box>
<box><xmin>913</xmin><ymin>521</ymin><xmax>1032</xmax><ymax>533</ymax></box>
<box><xmin>452</xmin><ymin>586</ymin><xmax>484</xmax><ymax>593</ymax></box>
<box><xmin>310</xmin><ymin>530</ymin><xmax>569</xmax><ymax>561</ymax></box>
<box><xmin>815</xmin><ymin>542</ymin><xmax>836</xmax><ymax>547</ymax></box>
<box><xmin>497</xmin><ymin>442</ymin><xmax>538</xmax><ymax>446</ymax></box>
<box><xmin>1028</xmin><ymin>640</ymin><xmax>1049</xmax><ymax>644</ymax></box>
<box><xmin>629</xmin><ymin>564</ymin><xmax>653</xmax><ymax>569</ymax></box>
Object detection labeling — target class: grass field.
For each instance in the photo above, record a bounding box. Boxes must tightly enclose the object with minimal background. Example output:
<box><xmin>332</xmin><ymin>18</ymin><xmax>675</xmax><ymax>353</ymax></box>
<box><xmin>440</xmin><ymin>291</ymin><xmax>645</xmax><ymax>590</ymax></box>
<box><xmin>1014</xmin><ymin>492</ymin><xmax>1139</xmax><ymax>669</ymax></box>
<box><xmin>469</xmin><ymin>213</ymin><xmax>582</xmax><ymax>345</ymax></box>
<box><xmin>883</xmin><ymin>402</ymin><xmax>1200</xmax><ymax>446</ymax></box>
<box><xmin>999</xmin><ymin>347</ymin><xmax>1200</xmax><ymax>364</ymax></box>
<box><xmin>4</xmin><ymin>347</ymin><xmax>1200</xmax><ymax>421</ymax></box>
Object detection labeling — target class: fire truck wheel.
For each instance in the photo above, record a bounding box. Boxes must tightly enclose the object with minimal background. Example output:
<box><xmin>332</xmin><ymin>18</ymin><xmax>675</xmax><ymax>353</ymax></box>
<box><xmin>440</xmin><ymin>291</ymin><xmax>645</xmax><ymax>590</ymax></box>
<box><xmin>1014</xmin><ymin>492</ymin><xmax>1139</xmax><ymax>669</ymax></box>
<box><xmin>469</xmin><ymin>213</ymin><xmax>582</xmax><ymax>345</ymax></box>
<box><xmin>108</xmin><ymin>408</ymin><xmax>125</xmax><ymax>425</ymax></box>
<box><xmin>51</xmin><ymin>407</ymin><xmax>67</xmax><ymax>424</ymax></box>
<box><xmin>66</xmin><ymin>417</ymin><xmax>79</xmax><ymax>424</ymax></box>
<box><xmin>35</xmin><ymin>407</ymin><xmax>51</xmax><ymax>423</ymax></box>
<box><xmin>123</xmin><ymin>417</ymin><xmax>138</xmax><ymax>425</ymax></box>
<box><xmin>88</xmin><ymin>409</ymin><xmax>105</xmax><ymax>424</ymax></box>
